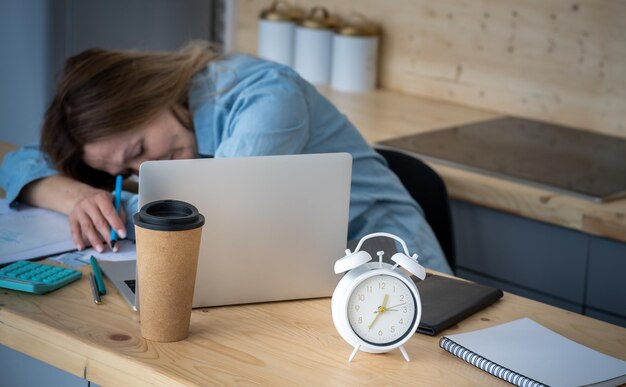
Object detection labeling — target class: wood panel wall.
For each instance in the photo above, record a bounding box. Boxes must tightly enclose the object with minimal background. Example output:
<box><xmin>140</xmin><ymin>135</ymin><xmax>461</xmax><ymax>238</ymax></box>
<box><xmin>235</xmin><ymin>0</ymin><xmax>626</xmax><ymax>139</ymax></box>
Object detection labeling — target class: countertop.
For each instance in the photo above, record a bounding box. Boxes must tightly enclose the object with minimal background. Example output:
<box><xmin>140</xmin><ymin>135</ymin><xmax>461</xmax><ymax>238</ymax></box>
<box><xmin>317</xmin><ymin>86</ymin><xmax>626</xmax><ymax>244</ymax></box>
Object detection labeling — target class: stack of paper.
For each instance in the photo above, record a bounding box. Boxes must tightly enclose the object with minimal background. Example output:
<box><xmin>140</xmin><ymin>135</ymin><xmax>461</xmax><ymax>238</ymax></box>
<box><xmin>0</xmin><ymin>205</ymin><xmax>75</xmax><ymax>264</ymax></box>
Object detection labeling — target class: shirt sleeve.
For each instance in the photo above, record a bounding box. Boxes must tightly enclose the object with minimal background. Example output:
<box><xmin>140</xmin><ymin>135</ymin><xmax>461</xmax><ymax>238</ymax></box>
<box><xmin>0</xmin><ymin>145</ymin><xmax>58</xmax><ymax>205</ymax></box>
<box><xmin>214</xmin><ymin>71</ymin><xmax>310</xmax><ymax>158</ymax></box>
<box><xmin>0</xmin><ymin>145</ymin><xmax>140</xmax><ymax>241</ymax></box>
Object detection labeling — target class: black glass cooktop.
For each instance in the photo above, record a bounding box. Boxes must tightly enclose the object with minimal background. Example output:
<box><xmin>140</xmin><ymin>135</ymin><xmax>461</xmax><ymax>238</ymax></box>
<box><xmin>378</xmin><ymin>117</ymin><xmax>626</xmax><ymax>203</ymax></box>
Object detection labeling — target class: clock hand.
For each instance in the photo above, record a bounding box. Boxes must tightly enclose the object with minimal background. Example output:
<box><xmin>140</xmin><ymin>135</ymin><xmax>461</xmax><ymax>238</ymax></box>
<box><xmin>368</xmin><ymin>294</ymin><xmax>389</xmax><ymax>330</ymax></box>
<box><xmin>385</xmin><ymin>302</ymin><xmax>406</xmax><ymax>310</ymax></box>
<box><xmin>382</xmin><ymin>293</ymin><xmax>389</xmax><ymax>308</ymax></box>
<box><xmin>374</xmin><ymin>300</ymin><xmax>406</xmax><ymax>313</ymax></box>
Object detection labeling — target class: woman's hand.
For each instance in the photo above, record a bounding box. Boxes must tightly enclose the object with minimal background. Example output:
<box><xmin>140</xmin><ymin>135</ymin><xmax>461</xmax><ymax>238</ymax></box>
<box><xmin>19</xmin><ymin>175</ymin><xmax>127</xmax><ymax>252</ymax></box>
<box><xmin>69</xmin><ymin>185</ymin><xmax>127</xmax><ymax>252</ymax></box>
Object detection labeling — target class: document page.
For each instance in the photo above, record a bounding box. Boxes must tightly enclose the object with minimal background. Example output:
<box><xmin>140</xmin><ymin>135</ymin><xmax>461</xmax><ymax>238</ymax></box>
<box><xmin>0</xmin><ymin>205</ymin><xmax>74</xmax><ymax>264</ymax></box>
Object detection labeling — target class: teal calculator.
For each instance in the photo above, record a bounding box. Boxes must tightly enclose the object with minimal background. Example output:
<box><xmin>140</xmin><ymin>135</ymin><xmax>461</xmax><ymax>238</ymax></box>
<box><xmin>0</xmin><ymin>260</ymin><xmax>82</xmax><ymax>294</ymax></box>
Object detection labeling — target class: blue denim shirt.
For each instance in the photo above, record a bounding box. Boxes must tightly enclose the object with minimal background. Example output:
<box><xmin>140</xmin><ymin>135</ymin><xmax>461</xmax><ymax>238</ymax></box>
<box><xmin>0</xmin><ymin>53</ymin><xmax>451</xmax><ymax>274</ymax></box>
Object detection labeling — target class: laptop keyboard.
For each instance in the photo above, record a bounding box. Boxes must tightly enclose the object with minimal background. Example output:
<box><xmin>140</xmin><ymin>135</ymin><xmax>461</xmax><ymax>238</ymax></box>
<box><xmin>125</xmin><ymin>279</ymin><xmax>136</xmax><ymax>293</ymax></box>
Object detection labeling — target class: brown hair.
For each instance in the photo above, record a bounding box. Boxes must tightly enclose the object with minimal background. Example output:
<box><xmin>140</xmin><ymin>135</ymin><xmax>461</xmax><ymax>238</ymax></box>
<box><xmin>40</xmin><ymin>41</ymin><xmax>217</xmax><ymax>188</ymax></box>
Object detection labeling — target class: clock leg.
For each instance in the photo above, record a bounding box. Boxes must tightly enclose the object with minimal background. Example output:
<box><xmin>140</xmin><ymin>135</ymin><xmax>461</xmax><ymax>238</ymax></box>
<box><xmin>399</xmin><ymin>345</ymin><xmax>410</xmax><ymax>362</ymax></box>
<box><xmin>348</xmin><ymin>344</ymin><xmax>361</xmax><ymax>362</ymax></box>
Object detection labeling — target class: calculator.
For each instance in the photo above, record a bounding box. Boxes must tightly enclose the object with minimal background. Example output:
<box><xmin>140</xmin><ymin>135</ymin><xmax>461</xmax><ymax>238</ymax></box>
<box><xmin>0</xmin><ymin>260</ymin><xmax>82</xmax><ymax>294</ymax></box>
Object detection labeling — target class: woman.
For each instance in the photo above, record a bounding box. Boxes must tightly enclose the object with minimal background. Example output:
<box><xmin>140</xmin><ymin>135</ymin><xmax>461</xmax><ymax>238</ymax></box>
<box><xmin>0</xmin><ymin>42</ymin><xmax>452</xmax><ymax>274</ymax></box>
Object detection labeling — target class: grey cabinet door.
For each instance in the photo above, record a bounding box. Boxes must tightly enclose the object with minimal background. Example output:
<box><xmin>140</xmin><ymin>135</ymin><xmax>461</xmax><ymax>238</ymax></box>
<box><xmin>0</xmin><ymin>344</ymin><xmax>89</xmax><ymax>387</ymax></box>
<box><xmin>451</xmin><ymin>200</ymin><xmax>588</xmax><ymax>306</ymax></box>
<box><xmin>586</xmin><ymin>236</ymin><xmax>626</xmax><ymax>319</ymax></box>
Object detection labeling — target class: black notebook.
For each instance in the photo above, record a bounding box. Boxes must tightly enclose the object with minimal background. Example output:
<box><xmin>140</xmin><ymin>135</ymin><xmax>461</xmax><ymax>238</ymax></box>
<box><xmin>413</xmin><ymin>274</ymin><xmax>503</xmax><ymax>336</ymax></box>
<box><xmin>347</xmin><ymin>238</ymin><xmax>503</xmax><ymax>336</ymax></box>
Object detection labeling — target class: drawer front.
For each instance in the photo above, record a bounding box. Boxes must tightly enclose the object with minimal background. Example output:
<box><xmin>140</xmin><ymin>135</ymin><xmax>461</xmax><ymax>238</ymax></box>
<box><xmin>451</xmin><ymin>200</ymin><xmax>587</xmax><ymax>304</ymax></box>
<box><xmin>586</xmin><ymin>236</ymin><xmax>626</xmax><ymax>318</ymax></box>
<box><xmin>585</xmin><ymin>308</ymin><xmax>626</xmax><ymax>329</ymax></box>
<box><xmin>456</xmin><ymin>269</ymin><xmax>583</xmax><ymax>314</ymax></box>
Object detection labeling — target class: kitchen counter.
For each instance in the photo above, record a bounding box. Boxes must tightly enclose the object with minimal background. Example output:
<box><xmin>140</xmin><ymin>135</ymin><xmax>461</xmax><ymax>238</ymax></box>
<box><xmin>318</xmin><ymin>86</ymin><xmax>626</xmax><ymax>244</ymax></box>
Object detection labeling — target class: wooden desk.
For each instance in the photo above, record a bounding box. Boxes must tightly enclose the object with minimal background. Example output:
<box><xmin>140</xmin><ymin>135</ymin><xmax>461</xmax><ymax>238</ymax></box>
<box><xmin>0</xmin><ymin>128</ymin><xmax>625</xmax><ymax>385</ymax></box>
<box><xmin>1</xmin><ymin>267</ymin><xmax>625</xmax><ymax>386</ymax></box>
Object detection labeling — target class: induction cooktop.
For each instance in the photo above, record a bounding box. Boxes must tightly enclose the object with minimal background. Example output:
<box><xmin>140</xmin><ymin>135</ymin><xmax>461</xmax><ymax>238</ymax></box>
<box><xmin>378</xmin><ymin>117</ymin><xmax>626</xmax><ymax>202</ymax></box>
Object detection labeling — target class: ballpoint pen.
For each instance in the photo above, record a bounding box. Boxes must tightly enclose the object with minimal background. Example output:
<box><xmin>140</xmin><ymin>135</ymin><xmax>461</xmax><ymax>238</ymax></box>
<box><xmin>90</xmin><ymin>255</ymin><xmax>107</xmax><ymax>295</ymax></box>
<box><xmin>88</xmin><ymin>272</ymin><xmax>102</xmax><ymax>305</ymax></box>
<box><xmin>110</xmin><ymin>174</ymin><xmax>123</xmax><ymax>250</ymax></box>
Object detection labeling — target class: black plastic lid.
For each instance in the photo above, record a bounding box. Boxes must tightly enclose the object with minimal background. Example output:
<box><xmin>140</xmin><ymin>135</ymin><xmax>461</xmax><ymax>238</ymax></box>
<box><xmin>133</xmin><ymin>200</ymin><xmax>205</xmax><ymax>231</ymax></box>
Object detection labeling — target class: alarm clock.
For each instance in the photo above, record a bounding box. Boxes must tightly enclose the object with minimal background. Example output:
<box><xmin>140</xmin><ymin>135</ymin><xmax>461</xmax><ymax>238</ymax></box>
<box><xmin>331</xmin><ymin>232</ymin><xmax>426</xmax><ymax>362</ymax></box>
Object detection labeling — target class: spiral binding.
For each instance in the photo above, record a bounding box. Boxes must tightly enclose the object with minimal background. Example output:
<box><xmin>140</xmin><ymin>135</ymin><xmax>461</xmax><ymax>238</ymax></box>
<box><xmin>439</xmin><ymin>337</ymin><xmax>547</xmax><ymax>387</ymax></box>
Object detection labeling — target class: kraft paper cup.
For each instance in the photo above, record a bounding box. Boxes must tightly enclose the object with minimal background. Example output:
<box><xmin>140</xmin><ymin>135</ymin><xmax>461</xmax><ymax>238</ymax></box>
<box><xmin>133</xmin><ymin>200</ymin><xmax>205</xmax><ymax>342</ymax></box>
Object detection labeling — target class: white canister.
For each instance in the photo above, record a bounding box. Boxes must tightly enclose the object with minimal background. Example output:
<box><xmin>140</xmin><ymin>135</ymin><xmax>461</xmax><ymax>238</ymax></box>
<box><xmin>293</xmin><ymin>7</ymin><xmax>338</xmax><ymax>85</ymax></box>
<box><xmin>257</xmin><ymin>2</ymin><xmax>302</xmax><ymax>67</ymax></box>
<box><xmin>331</xmin><ymin>19</ymin><xmax>380</xmax><ymax>92</ymax></box>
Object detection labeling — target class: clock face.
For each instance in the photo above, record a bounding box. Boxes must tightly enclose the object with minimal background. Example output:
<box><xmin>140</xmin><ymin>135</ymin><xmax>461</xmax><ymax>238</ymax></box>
<box><xmin>347</xmin><ymin>274</ymin><xmax>417</xmax><ymax>346</ymax></box>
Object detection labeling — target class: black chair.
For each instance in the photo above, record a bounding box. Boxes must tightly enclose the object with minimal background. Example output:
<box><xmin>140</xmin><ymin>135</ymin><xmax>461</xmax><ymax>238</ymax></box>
<box><xmin>375</xmin><ymin>147</ymin><xmax>456</xmax><ymax>272</ymax></box>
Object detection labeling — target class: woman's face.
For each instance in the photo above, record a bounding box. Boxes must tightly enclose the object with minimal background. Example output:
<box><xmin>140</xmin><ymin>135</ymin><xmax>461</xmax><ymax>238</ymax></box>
<box><xmin>83</xmin><ymin>109</ymin><xmax>196</xmax><ymax>176</ymax></box>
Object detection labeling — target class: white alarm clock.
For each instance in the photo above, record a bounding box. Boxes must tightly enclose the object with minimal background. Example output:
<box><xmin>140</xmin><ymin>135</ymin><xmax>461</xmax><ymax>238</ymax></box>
<box><xmin>331</xmin><ymin>232</ymin><xmax>426</xmax><ymax>362</ymax></box>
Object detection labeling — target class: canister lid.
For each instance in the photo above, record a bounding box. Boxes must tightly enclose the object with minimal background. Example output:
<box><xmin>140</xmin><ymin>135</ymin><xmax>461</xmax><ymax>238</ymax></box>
<box><xmin>298</xmin><ymin>6</ymin><xmax>339</xmax><ymax>29</ymax></box>
<box><xmin>259</xmin><ymin>1</ymin><xmax>302</xmax><ymax>22</ymax></box>
<box><xmin>336</xmin><ymin>14</ymin><xmax>379</xmax><ymax>36</ymax></box>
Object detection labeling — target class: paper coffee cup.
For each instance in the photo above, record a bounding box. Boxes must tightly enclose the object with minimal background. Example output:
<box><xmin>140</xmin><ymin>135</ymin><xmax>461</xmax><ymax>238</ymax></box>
<box><xmin>133</xmin><ymin>200</ymin><xmax>205</xmax><ymax>342</ymax></box>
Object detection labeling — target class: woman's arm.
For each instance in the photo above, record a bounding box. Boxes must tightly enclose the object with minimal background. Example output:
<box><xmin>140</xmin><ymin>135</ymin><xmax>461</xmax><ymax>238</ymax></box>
<box><xmin>0</xmin><ymin>145</ymin><xmax>58</xmax><ymax>204</ymax></box>
<box><xmin>1</xmin><ymin>146</ymin><xmax>127</xmax><ymax>252</ymax></box>
<box><xmin>20</xmin><ymin>174</ymin><xmax>97</xmax><ymax>214</ymax></box>
<box><xmin>20</xmin><ymin>175</ymin><xmax>127</xmax><ymax>253</ymax></box>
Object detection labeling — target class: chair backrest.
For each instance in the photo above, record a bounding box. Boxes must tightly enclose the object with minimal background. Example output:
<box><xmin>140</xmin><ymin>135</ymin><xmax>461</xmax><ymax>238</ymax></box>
<box><xmin>376</xmin><ymin>147</ymin><xmax>456</xmax><ymax>271</ymax></box>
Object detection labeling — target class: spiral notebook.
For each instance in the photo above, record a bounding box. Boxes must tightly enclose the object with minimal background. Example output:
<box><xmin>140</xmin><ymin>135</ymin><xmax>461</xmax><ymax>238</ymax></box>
<box><xmin>439</xmin><ymin>318</ymin><xmax>626</xmax><ymax>387</ymax></box>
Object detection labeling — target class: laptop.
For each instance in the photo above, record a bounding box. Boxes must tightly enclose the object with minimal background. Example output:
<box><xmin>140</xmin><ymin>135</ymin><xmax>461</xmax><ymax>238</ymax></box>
<box><xmin>99</xmin><ymin>153</ymin><xmax>352</xmax><ymax>310</ymax></box>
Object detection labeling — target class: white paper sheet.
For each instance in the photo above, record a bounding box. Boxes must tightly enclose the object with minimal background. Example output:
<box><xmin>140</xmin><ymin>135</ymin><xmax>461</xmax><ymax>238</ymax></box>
<box><xmin>48</xmin><ymin>240</ymin><xmax>136</xmax><ymax>267</ymax></box>
<box><xmin>78</xmin><ymin>240</ymin><xmax>136</xmax><ymax>262</ymax></box>
<box><xmin>0</xmin><ymin>204</ymin><xmax>75</xmax><ymax>264</ymax></box>
<box><xmin>1</xmin><ymin>201</ymin><xmax>135</xmax><ymax>265</ymax></box>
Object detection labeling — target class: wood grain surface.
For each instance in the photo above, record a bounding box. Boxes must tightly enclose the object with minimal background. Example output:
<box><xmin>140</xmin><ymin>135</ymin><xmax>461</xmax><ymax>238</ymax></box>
<box><xmin>237</xmin><ymin>0</ymin><xmax>626</xmax><ymax>139</ymax></box>
<box><xmin>1</xmin><ymin>267</ymin><xmax>625</xmax><ymax>385</ymax></box>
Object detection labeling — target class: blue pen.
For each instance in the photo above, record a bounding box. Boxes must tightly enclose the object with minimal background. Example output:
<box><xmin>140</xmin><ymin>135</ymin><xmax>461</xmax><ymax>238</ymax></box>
<box><xmin>110</xmin><ymin>175</ymin><xmax>123</xmax><ymax>249</ymax></box>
